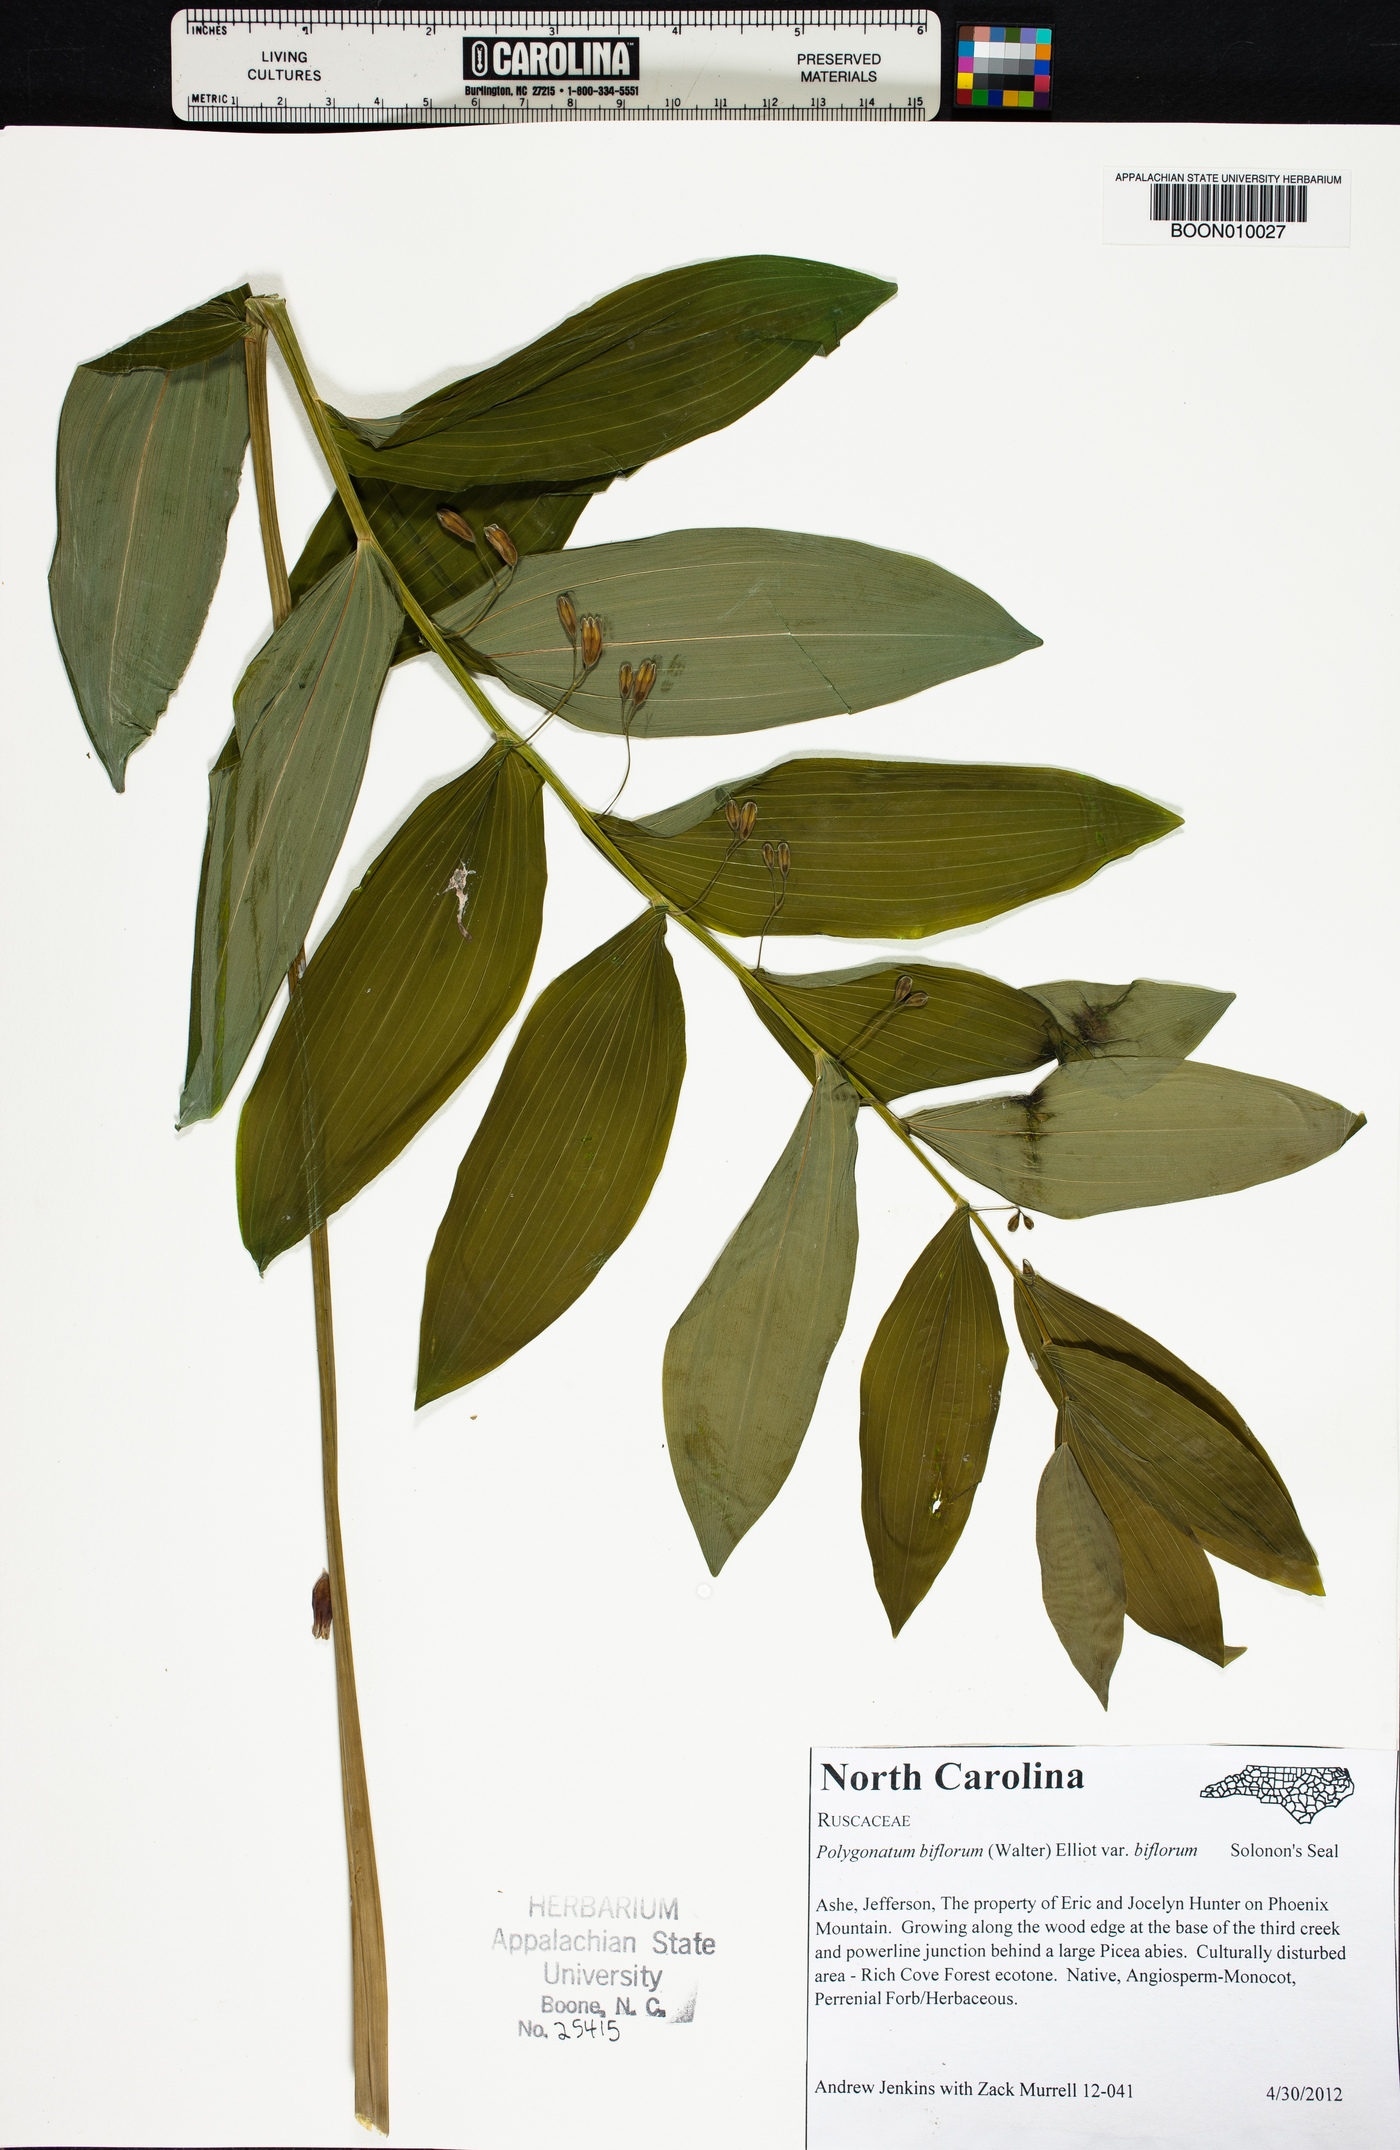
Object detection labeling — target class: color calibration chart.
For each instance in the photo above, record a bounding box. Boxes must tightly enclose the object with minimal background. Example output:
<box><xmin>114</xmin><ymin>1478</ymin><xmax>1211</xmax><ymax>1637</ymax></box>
<box><xmin>956</xmin><ymin>22</ymin><xmax>1052</xmax><ymax>107</ymax></box>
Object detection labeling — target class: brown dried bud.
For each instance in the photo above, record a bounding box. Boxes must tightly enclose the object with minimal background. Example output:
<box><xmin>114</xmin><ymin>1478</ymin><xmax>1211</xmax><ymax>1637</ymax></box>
<box><xmin>580</xmin><ymin>614</ymin><xmax>604</xmax><ymax>670</ymax></box>
<box><xmin>618</xmin><ymin>661</ymin><xmax>634</xmax><ymax>702</ymax></box>
<box><xmin>725</xmin><ymin>799</ymin><xmax>742</xmax><ymax>834</ymax></box>
<box><xmin>311</xmin><ymin>1570</ymin><xmax>332</xmax><ymax>1640</ymax></box>
<box><xmin>762</xmin><ymin>841</ymin><xmax>775</xmax><ymax>868</ymax></box>
<box><xmin>893</xmin><ymin>973</ymin><xmax>915</xmax><ymax>1002</ymax></box>
<box><xmin>632</xmin><ymin>658</ymin><xmax>658</xmax><ymax>712</ymax></box>
<box><xmin>905</xmin><ymin>990</ymin><xmax>928</xmax><ymax>1009</ymax></box>
<box><xmin>777</xmin><ymin>841</ymin><xmax>791</xmax><ymax>877</ymax></box>
<box><xmin>1007</xmin><ymin>1212</ymin><xmax>1021</xmax><ymax>1233</ymax></box>
<box><xmin>556</xmin><ymin>591</ymin><xmax>579</xmax><ymax>644</ymax></box>
<box><xmin>484</xmin><ymin>523</ymin><xmax>518</xmax><ymax>567</ymax></box>
<box><xmin>739</xmin><ymin>802</ymin><xmax>758</xmax><ymax>841</ymax></box>
<box><xmin>1023</xmin><ymin>1213</ymin><xmax>1035</xmax><ymax>1230</ymax></box>
<box><xmin>436</xmin><ymin>508</ymin><xmax>475</xmax><ymax>546</ymax></box>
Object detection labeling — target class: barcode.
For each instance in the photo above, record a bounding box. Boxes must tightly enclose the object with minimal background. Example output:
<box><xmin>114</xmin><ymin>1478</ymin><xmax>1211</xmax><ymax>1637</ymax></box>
<box><xmin>1150</xmin><ymin>182</ymin><xmax>1307</xmax><ymax>225</ymax></box>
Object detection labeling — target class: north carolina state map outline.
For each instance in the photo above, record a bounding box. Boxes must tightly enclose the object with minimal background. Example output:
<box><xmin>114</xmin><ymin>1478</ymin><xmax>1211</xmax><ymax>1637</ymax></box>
<box><xmin>1200</xmin><ymin>1764</ymin><xmax>1355</xmax><ymax>1826</ymax></box>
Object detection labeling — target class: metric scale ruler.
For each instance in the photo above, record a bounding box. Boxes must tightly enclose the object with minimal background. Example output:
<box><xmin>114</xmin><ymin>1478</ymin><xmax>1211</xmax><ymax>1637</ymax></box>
<box><xmin>172</xmin><ymin>9</ymin><xmax>941</xmax><ymax>123</ymax></box>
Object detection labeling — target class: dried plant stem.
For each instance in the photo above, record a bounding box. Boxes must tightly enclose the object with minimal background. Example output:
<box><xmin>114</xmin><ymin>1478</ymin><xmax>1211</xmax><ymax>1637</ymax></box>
<box><xmin>521</xmin><ymin>665</ymin><xmax>582</xmax><ymax>746</ymax></box>
<box><xmin>253</xmin><ymin>296</ymin><xmax>1047</xmax><ymax>1356</ymax></box>
<box><xmin>310</xmin><ymin>1215</ymin><xmax>390</xmax><ymax>2136</ymax></box>
<box><xmin>245</xmin><ymin>323</ymin><xmax>390</xmax><ymax>2134</ymax></box>
<box><xmin>244</xmin><ymin>328</ymin><xmax>292</xmax><ymax>626</ymax></box>
<box><xmin>677</xmin><ymin>835</ymin><xmax>747</xmax><ymax>918</ymax></box>
<box><xmin>603</xmin><ymin>712</ymin><xmax>633</xmax><ymax>815</ymax></box>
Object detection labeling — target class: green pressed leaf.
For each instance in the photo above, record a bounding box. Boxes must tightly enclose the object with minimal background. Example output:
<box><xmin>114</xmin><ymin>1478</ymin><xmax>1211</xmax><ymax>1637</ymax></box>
<box><xmin>85</xmin><ymin>285</ymin><xmax>252</xmax><ymax>373</ymax></box>
<box><xmin>1014</xmin><ymin>1268</ymin><xmax>1320</xmax><ymax>1593</ymax></box>
<box><xmin>1026</xmin><ymin>978</ymin><xmax>1235</xmax><ymax>1095</ymax></box>
<box><xmin>1015</xmin><ymin>1267</ymin><xmax>1280</xmax><ymax>1483</ymax></box>
<box><xmin>604</xmin><ymin>761</ymin><xmax>1178</xmax><ymax>941</ymax></box>
<box><xmin>328</xmin><ymin>256</ymin><xmax>896</xmax><ymax>490</ymax></box>
<box><xmin>50</xmin><ymin>346</ymin><xmax>250</xmax><ymax>789</ymax></box>
<box><xmin>1036</xmin><ymin>1444</ymin><xmax>1125</xmax><ymax>1708</ymax></box>
<box><xmin>290</xmin><ymin>478</ymin><xmax>603</xmax><ymax>665</ymax></box>
<box><xmin>1072</xmin><ymin>1452</ymin><xmax>1244</xmax><ymax>1668</ymax></box>
<box><xmin>741</xmin><ymin>962</ymin><xmax>1053</xmax><ymax>1100</ymax></box>
<box><xmin>860</xmin><ymin>1210</ymin><xmax>1008</xmax><ymax>1636</ymax></box>
<box><xmin>444</xmin><ymin>528</ymin><xmax>1040</xmax><ymax>734</ymax></box>
<box><xmin>1047</xmin><ymin>1348</ymin><xmax>1320</xmax><ymax>1593</ymax></box>
<box><xmin>417</xmin><ymin>909</ymin><xmax>685</xmax><ymax>1402</ymax></box>
<box><xmin>664</xmin><ymin>1058</ymin><xmax>859</xmax><ymax>1574</ymax></box>
<box><xmin>180</xmin><ymin>546</ymin><xmax>403</xmax><ymax>1126</ymax></box>
<box><xmin>910</xmin><ymin>1061</ymin><xmax>1364</xmax><ymax>1218</ymax></box>
<box><xmin>237</xmin><ymin>749</ymin><xmax>547</xmax><ymax>1272</ymax></box>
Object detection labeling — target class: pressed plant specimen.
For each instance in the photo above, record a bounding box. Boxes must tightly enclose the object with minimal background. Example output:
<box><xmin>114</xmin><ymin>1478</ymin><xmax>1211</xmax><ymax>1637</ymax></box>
<box><xmin>49</xmin><ymin>260</ymin><xmax>1363</xmax><ymax>2130</ymax></box>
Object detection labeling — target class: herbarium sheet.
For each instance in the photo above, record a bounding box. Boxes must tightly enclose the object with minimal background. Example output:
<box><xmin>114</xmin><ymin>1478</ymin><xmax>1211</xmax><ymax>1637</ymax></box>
<box><xmin>1</xmin><ymin>117</ymin><xmax>1396</xmax><ymax>2148</ymax></box>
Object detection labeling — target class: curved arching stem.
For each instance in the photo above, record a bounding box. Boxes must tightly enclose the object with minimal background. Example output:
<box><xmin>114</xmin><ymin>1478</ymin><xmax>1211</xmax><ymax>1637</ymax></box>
<box><xmin>244</xmin><ymin>323</ymin><xmax>389</xmax><ymax>2135</ymax></box>
<box><xmin>250</xmin><ymin>297</ymin><xmax>1052</xmax><ymax>1391</ymax></box>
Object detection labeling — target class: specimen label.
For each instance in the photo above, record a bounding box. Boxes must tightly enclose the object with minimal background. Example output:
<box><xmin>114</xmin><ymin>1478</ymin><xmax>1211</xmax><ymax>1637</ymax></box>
<box><xmin>807</xmin><ymin>1744</ymin><xmax>1400</xmax><ymax>2145</ymax></box>
<box><xmin>1104</xmin><ymin>166</ymin><xmax>1351</xmax><ymax>245</ymax></box>
<box><xmin>171</xmin><ymin>9</ymin><xmax>942</xmax><ymax>124</ymax></box>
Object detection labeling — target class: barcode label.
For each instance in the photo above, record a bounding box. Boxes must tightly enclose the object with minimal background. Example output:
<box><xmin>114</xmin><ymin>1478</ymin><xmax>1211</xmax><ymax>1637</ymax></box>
<box><xmin>1104</xmin><ymin>166</ymin><xmax>1350</xmax><ymax>248</ymax></box>
<box><xmin>1150</xmin><ymin>181</ymin><xmax>1307</xmax><ymax>224</ymax></box>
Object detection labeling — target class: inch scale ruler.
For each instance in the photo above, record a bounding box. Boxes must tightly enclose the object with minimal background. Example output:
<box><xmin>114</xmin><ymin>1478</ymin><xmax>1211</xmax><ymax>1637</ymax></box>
<box><xmin>172</xmin><ymin>9</ymin><xmax>941</xmax><ymax>123</ymax></box>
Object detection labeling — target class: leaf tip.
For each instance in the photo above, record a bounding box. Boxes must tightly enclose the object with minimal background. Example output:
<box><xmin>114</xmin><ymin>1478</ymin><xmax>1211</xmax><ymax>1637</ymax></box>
<box><xmin>1222</xmin><ymin>1644</ymin><xmax>1248</xmax><ymax>1666</ymax></box>
<box><xmin>691</xmin><ymin>1515</ymin><xmax>735</xmax><ymax>1577</ymax></box>
<box><xmin>236</xmin><ymin>1188</ymin><xmax>275</xmax><ymax>1275</ymax></box>
<box><xmin>414</xmin><ymin>1346</ymin><xmax>449</xmax><ymax>1411</ymax></box>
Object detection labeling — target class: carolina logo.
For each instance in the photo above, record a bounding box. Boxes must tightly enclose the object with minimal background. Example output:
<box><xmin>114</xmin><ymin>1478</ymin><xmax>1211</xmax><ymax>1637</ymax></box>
<box><xmin>465</xmin><ymin>37</ymin><xmax>641</xmax><ymax>82</ymax></box>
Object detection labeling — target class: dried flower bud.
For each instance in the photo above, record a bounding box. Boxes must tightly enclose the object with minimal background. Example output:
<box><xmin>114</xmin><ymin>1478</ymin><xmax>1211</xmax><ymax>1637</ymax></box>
<box><xmin>1007</xmin><ymin>1211</ymin><xmax>1021</xmax><ymax>1233</ymax></box>
<box><xmin>632</xmin><ymin>658</ymin><xmax>658</xmax><ymax>712</ymax></box>
<box><xmin>739</xmin><ymin>802</ymin><xmax>758</xmax><ymax>841</ymax></box>
<box><xmin>484</xmin><ymin>523</ymin><xmax>518</xmax><ymax>567</ymax></box>
<box><xmin>893</xmin><ymin>973</ymin><xmax>915</xmax><ymax>1003</ymax></box>
<box><xmin>556</xmin><ymin>591</ymin><xmax>579</xmax><ymax>644</ymax></box>
<box><xmin>905</xmin><ymin>990</ymin><xmax>928</xmax><ymax>1009</ymax></box>
<box><xmin>1023</xmin><ymin>1213</ymin><xmax>1035</xmax><ymax>1230</ymax></box>
<box><xmin>618</xmin><ymin>661</ymin><xmax>634</xmax><ymax>702</ymax></box>
<box><xmin>762</xmin><ymin>841</ymin><xmax>775</xmax><ymax>868</ymax></box>
<box><xmin>312</xmin><ymin>1570</ymin><xmax>332</xmax><ymax>1640</ymax></box>
<box><xmin>777</xmin><ymin>841</ymin><xmax>791</xmax><ymax>877</ymax></box>
<box><xmin>725</xmin><ymin>799</ymin><xmax>742</xmax><ymax>835</ymax></box>
<box><xmin>436</xmin><ymin>508</ymin><xmax>475</xmax><ymax>546</ymax></box>
<box><xmin>580</xmin><ymin>614</ymin><xmax>604</xmax><ymax>670</ymax></box>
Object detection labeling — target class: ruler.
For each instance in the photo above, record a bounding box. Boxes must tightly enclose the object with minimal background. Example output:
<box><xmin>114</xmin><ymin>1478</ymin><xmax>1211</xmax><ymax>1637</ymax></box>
<box><xmin>172</xmin><ymin>9</ymin><xmax>941</xmax><ymax>123</ymax></box>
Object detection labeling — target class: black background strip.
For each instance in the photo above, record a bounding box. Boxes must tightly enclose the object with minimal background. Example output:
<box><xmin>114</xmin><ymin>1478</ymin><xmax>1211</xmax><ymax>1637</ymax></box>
<box><xmin>5</xmin><ymin>1</ymin><xmax>1398</xmax><ymax>129</ymax></box>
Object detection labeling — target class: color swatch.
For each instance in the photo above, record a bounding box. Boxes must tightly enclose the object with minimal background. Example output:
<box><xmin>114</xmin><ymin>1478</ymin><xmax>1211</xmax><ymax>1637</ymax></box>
<box><xmin>956</xmin><ymin>24</ymin><xmax>1053</xmax><ymax>108</ymax></box>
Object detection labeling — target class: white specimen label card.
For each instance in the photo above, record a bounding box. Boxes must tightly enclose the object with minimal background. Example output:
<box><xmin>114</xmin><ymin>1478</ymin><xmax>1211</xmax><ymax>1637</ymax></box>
<box><xmin>170</xmin><ymin>10</ymin><xmax>941</xmax><ymax>125</ymax></box>
<box><xmin>1104</xmin><ymin>166</ymin><xmax>1351</xmax><ymax>245</ymax></box>
<box><xmin>807</xmin><ymin>1746</ymin><xmax>1399</xmax><ymax>2147</ymax></box>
